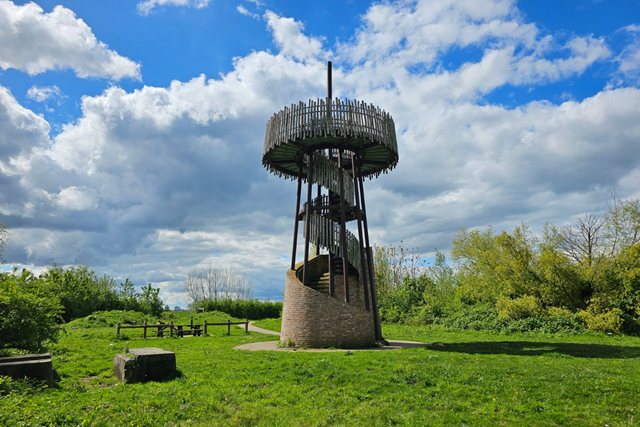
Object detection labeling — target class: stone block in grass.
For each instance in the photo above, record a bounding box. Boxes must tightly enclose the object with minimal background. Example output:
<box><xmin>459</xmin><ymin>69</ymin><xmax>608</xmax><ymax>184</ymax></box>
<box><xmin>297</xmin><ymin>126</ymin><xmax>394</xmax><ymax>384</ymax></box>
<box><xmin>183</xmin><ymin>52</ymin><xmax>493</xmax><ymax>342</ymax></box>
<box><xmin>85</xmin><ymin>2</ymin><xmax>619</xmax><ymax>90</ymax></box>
<box><xmin>0</xmin><ymin>353</ymin><xmax>54</xmax><ymax>387</ymax></box>
<box><xmin>113</xmin><ymin>347</ymin><xmax>176</xmax><ymax>383</ymax></box>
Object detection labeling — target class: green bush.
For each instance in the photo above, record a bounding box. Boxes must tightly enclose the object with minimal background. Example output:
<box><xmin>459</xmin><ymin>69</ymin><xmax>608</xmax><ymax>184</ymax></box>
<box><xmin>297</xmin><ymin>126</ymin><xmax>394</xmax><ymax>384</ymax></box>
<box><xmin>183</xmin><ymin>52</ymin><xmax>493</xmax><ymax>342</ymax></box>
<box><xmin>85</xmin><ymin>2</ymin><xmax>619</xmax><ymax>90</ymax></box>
<box><xmin>406</xmin><ymin>303</ymin><xmax>586</xmax><ymax>334</ymax></box>
<box><xmin>192</xmin><ymin>298</ymin><xmax>282</xmax><ymax>320</ymax></box>
<box><xmin>579</xmin><ymin>308</ymin><xmax>624</xmax><ymax>333</ymax></box>
<box><xmin>41</xmin><ymin>266</ymin><xmax>165</xmax><ymax>320</ymax></box>
<box><xmin>0</xmin><ymin>270</ymin><xmax>63</xmax><ymax>351</ymax></box>
<box><xmin>41</xmin><ymin>265</ymin><xmax>117</xmax><ymax>322</ymax></box>
<box><xmin>378</xmin><ymin>275</ymin><xmax>434</xmax><ymax>323</ymax></box>
<box><xmin>496</xmin><ymin>295</ymin><xmax>545</xmax><ymax>320</ymax></box>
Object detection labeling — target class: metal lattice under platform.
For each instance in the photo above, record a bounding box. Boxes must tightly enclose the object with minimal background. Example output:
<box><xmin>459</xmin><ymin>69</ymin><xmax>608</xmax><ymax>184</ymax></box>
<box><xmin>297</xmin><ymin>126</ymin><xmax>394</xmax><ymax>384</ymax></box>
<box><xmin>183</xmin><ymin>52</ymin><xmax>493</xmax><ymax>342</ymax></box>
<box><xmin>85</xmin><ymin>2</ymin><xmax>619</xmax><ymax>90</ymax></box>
<box><xmin>262</xmin><ymin>62</ymin><xmax>399</xmax><ymax>347</ymax></box>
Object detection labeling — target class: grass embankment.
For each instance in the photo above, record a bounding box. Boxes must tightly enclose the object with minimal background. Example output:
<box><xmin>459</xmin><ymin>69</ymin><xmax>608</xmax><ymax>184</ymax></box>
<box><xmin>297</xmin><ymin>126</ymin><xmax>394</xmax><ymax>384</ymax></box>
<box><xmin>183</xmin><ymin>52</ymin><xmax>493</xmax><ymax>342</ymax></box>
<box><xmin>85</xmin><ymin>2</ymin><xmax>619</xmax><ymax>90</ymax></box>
<box><xmin>1</xmin><ymin>312</ymin><xmax>639</xmax><ymax>426</ymax></box>
<box><xmin>252</xmin><ymin>318</ymin><xmax>282</xmax><ymax>332</ymax></box>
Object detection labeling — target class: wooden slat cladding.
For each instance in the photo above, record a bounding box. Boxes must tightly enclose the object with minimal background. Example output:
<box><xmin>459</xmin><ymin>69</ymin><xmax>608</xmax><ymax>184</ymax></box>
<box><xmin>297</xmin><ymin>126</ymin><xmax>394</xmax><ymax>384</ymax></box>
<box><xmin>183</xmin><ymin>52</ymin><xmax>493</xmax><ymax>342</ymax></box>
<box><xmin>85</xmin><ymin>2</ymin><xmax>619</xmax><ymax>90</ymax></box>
<box><xmin>302</xmin><ymin>212</ymin><xmax>362</xmax><ymax>280</ymax></box>
<box><xmin>263</xmin><ymin>97</ymin><xmax>398</xmax><ymax>180</ymax></box>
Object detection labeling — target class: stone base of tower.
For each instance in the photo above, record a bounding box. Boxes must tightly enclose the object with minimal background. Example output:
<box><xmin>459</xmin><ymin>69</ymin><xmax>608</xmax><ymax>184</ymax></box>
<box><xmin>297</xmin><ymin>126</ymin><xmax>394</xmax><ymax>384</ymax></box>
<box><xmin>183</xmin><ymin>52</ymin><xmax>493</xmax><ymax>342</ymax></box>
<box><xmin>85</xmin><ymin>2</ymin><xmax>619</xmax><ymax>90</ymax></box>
<box><xmin>280</xmin><ymin>261</ymin><xmax>376</xmax><ymax>349</ymax></box>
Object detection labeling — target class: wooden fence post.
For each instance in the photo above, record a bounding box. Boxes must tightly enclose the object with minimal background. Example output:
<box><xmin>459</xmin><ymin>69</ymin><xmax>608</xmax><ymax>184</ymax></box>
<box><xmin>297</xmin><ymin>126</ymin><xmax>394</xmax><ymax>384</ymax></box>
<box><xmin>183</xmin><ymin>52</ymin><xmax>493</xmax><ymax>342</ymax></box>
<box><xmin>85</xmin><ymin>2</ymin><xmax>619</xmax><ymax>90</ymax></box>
<box><xmin>116</xmin><ymin>322</ymin><xmax>121</xmax><ymax>335</ymax></box>
<box><xmin>227</xmin><ymin>319</ymin><xmax>231</xmax><ymax>335</ymax></box>
<box><xmin>204</xmin><ymin>320</ymin><xmax>208</xmax><ymax>335</ymax></box>
<box><xmin>143</xmin><ymin>321</ymin><xmax>147</xmax><ymax>339</ymax></box>
<box><xmin>190</xmin><ymin>316</ymin><xmax>193</xmax><ymax>330</ymax></box>
<box><xmin>170</xmin><ymin>322</ymin><xmax>174</xmax><ymax>337</ymax></box>
<box><xmin>245</xmin><ymin>319</ymin><xmax>248</xmax><ymax>333</ymax></box>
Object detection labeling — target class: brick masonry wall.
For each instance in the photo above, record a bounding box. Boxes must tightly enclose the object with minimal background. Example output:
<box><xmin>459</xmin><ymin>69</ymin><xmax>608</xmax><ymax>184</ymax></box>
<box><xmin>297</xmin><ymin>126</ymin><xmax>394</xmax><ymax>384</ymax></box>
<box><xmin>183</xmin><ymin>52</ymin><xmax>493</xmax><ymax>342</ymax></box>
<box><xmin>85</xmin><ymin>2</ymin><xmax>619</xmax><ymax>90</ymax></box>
<box><xmin>280</xmin><ymin>261</ymin><xmax>376</xmax><ymax>348</ymax></box>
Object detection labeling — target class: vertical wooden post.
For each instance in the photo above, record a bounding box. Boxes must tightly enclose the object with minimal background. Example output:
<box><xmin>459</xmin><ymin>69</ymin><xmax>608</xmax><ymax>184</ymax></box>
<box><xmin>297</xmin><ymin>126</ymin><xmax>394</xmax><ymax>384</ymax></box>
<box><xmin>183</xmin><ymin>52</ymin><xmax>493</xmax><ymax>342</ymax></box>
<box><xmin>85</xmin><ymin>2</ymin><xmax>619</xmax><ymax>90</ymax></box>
<box><xmin>303</xmin><ymin>154</ymin><xmax>314</xmax><ymax>286</ymax></box>
<box><xmin>116</xmin><ymin>322</ymin><xmax>121</xmax><ymax>335</ymax></box>
<box><xmin>143</xmin><ymin>321</ymin><xmax>147</xmax><ymax>339</ymax></box>
<box><xmin>328</xmin><ymin>149</ymin><xmax>335</xmax><ymax>297</ymax></box>
<box><xmin>170</xmin><ymin>322</ymin><xmax>174</xmax><ymax>338</ymax></box>
<box><xmin>358</xmin><ymin>170</ymin><xmax>382</xmax><ymax>340</ymax></box>
<box><xmin>316</xmin><ymin>181</ymin><xmax>321</xmax><ymax>256</ymax></box>
<box><xmin>245</xmin><ymin>319</ymin><xmax>249</xmax><ymax>333</ymax></box>
<box><xmin>322</xmin><ymin>60</ymin><xmax>331</xmax><ymax>261</ymax></box>
<box><xmin>227</xmin><ymin>319</ymin><xmax>231</xmax><ymax>336</ymax></box>
<box><xmin>338</xmin><ymin>149</ymin><xmax>349</xmax><ymax>302</ymax></box>
<box><xmin>204</xmin><ymin>320</ymin><xmax>208</xmax><ymax>335</ymax></box>
<box><xmin>351</xmin><ymin>154</ymin><xmax>370</xmax><ymax>311</ymax></box>
<box><xmin>190</xmin><ymin>316</ymin><xmax>193</xmax><ymax>330</ymax></box>
<box><xmin>327</xmin><ymin>61</ymin><xmax>332</xmax><ymax>100</ymax></box>
<box><xmin>291</xmin><ymin>163</ymin><xmax>303</xmax><ymax>271</ymax></box>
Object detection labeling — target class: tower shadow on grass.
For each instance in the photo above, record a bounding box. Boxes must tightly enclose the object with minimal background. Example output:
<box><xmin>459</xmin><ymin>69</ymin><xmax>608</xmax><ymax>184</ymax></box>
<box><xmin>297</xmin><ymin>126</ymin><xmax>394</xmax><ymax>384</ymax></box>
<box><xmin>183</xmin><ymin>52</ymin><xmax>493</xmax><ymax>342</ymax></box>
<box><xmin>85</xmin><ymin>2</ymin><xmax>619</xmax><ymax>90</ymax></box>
<box><xmin>427</xmin><ymin>341</ymin><xmax>640</xmax><ymax>359</ymax></box>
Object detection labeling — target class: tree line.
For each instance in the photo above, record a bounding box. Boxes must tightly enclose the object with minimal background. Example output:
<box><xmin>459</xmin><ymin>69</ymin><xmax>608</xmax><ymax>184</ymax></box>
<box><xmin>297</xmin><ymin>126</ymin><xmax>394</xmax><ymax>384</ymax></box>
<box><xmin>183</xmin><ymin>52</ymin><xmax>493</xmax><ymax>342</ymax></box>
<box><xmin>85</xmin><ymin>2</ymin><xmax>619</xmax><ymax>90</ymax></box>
<box><xmin>1</xmin><ymin>264</ymin><xmax>165</xmax><ymax>352</ymax></box>
<box><xmin>182</xmin><ymin>263</ymin><xmax>282</xmax><ymax>320</ymax></box>
<box><xmin>375</xmin><ymin>194</ymin><xmax>640</xmax><ymax>335</ymax></box>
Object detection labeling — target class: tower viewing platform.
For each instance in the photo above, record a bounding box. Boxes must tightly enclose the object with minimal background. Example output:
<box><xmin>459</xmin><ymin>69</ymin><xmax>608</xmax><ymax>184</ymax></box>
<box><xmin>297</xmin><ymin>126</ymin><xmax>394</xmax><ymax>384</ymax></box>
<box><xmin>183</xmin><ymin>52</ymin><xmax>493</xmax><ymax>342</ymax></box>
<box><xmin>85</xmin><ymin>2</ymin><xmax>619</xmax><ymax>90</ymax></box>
<box><xmin>262</xmin><ymin>62</ymin><xmax>399</xmax><ymax>348</ymax></box>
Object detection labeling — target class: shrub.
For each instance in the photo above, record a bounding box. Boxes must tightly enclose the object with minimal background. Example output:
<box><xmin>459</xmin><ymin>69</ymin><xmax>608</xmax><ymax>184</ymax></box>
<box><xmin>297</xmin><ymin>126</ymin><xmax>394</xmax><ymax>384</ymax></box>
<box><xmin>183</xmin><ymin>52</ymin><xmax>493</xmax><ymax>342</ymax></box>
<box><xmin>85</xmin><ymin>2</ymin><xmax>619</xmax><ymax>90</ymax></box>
<box><xmin>496</xmin><ymin>295</ymin><xmax>545</xmax><ymax>320</ymax></box>
<box><xmin>378</xmin><ymin>275</ymin><xmax>434</xmax><ymax>323</ymax></box>
<box><xmin>409</xmin><ymin>303</ymin><xmax>585</xmax><ymax>334</ymax></box>
<box><xmin>579</xmin><ymin>308</ymin><xmax>624</xmax><ymax>333</ymax></box>
<box><xmin>192</xmin><ymin>298</ymin><xmax>282</xmax><ymax>320</ymax></box>
<box><xmin>41</xmin><ymin>265</ymin><xmax>117</xmax><ymax>322</ymax></box>
<box><xmin>41</xmin><ymin>266</ymin><xmax>165</xmax><ymax>320</ymax></box>
<box><xmin>0</xmin><ymin>269</ymin><xmax>63</xmax><ymax>351</ymax></box>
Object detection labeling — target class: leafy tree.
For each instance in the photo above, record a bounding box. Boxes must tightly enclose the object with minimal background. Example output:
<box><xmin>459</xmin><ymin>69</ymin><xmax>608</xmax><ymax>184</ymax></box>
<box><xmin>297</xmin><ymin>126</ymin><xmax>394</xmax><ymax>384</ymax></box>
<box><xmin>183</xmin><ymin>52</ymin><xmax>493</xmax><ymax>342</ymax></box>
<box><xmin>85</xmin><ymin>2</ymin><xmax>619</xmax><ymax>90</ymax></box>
<box><xmin>604</xmin><ymin>192</ymin><xmax>640</xmax><ymax>254</ymax></box>
<box><xmin>0</xmin><ymin>269</ymin><xmax>62</xmax><ymax>351</ymax></box>
<box><xmin>422</xmin><ymin>250</ymin><xmax>458</xmax><ymax>317</ymax></box>
<box><xmin>41</xmin><ymin>265</ymin><xmax>120</xmax><ymax>322</ymax></box>
<box><xmin>450</xmin><ymin>226</ymin><xmax>509</xmax><ymax>303</ymax></box>
<box><xmin>452</xmin><ymin>224</ymin><xmax>586</xmax><ymax>309</ymax></box>
<box><xmin>41</xmin><ymin>266</ymin><xmax>165</xmax><ymax>321</ymax></box>
<box><xmin>137</xmin><ymin>283</ymin><xmax>164</xmax><ymax>317</ymax></box>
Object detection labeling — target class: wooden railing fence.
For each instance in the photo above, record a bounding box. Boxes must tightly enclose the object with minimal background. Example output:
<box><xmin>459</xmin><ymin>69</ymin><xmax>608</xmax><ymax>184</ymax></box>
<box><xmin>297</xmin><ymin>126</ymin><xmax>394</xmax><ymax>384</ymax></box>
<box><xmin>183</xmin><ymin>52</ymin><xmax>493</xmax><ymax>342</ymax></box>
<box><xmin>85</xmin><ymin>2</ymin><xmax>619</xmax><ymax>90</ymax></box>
<box><xmin>116</xmin><ymin>317</ymin><xmax>249</xmax><ymax>338</ymax></box>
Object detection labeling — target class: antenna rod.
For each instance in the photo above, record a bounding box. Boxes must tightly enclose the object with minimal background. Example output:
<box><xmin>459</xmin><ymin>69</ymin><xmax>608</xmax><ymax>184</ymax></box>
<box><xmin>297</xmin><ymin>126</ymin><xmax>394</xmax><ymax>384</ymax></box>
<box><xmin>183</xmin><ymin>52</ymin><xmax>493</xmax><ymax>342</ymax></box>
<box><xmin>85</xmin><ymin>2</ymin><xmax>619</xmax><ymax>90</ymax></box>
<box><xmin>327</xmin><ymin>61</ymin><xmax>332</xmax><ymax>99</ymax></box>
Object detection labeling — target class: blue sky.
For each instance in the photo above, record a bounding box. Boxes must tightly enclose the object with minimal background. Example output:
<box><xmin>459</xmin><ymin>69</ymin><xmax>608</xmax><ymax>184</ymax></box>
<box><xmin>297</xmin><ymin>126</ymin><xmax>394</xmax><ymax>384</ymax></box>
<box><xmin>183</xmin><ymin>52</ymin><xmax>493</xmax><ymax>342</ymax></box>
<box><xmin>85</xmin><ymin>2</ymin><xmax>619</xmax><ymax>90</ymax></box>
<box><xmin>1</xmin><ymin>0</ymin><xmax>639</xmax><ymax>307</ymax></box>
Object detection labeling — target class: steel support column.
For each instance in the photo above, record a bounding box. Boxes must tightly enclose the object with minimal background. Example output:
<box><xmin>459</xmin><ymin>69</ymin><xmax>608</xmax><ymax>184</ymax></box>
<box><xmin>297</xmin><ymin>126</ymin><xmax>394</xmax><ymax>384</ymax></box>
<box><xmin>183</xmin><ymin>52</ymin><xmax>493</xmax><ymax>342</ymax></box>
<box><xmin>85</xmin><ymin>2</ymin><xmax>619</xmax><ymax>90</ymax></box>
<box><xmin>303</xmin><ymin>154</ymin><xmax>314</xmax><ymax>287</ymax></box>
<box><xmin>358</xmin><ymin>166</ymin><xmax>382</xmax><ymax>340</ymax></box>
<box><xmin>291</xmin><ymin>162</ymin><xmax>303</xmax><ymax>271</ymax></box>
<box><xmin>337</xmin><ymin>149</ymin><xmax>349</xmax><ymax>302</ymax></box>
<box><xmin>351</xmin><ymin>153</ymin><xmax>370</xmax><ymax>311</ymax></box>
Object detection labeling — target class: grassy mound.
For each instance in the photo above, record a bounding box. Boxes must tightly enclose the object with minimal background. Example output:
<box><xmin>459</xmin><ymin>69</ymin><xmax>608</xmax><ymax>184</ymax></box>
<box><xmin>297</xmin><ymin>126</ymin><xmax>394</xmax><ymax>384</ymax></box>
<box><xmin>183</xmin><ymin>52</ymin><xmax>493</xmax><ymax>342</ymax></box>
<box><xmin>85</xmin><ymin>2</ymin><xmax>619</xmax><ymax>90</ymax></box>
<box><xmin>65</xmin><ymin>310</ymin><xmax>158</xmax><ymax>329</ymax></box>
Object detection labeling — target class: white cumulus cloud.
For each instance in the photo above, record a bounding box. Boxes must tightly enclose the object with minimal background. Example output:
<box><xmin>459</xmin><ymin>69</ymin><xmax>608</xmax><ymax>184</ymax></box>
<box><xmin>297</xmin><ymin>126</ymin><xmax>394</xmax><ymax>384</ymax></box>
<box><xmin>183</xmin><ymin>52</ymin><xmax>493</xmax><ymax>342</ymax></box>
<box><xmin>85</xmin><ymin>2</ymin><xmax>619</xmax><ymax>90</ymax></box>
<box><xmin>615</xmin><ymin>24</ymin><xmax>640</xmax><ymax>86</ymax></box>
<box><xmin>26</xmin><ymin>85</ymin><xmax>65</xmax><ymax>104</ymax></box>
<box><xmin>238</xmin><ymin>5</ymin><xmax>259</xmax><ymax>19</ymax></box>
<box><xmin>0</xmin><ymin>1</ymin><xmax>140</xmax><ymax>80</ymax></box>
<box><xmin>55</xmin><ymin>186</ymin><xmax>98</xmax><ymax>211</ymax></box>
<box><xmin>137</xmin><ymin>0</ymin><xmax>210</xmax><ymax>16</ymax></box>
<box><xmin>264</xmin><ymin>11</ymin><xmax>326</xmax><ymax>61</ymax></box>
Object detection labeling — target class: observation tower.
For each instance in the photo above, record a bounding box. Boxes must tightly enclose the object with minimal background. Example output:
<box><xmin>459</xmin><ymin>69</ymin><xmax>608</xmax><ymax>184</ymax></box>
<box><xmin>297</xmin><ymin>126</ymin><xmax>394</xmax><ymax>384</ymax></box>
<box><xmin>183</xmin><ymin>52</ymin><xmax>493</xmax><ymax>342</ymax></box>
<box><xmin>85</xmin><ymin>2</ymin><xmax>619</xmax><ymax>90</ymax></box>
<box><xmin>262</xmin><ymin>62</ymin><xmax>399</xmax><ymax>347</ymax></box>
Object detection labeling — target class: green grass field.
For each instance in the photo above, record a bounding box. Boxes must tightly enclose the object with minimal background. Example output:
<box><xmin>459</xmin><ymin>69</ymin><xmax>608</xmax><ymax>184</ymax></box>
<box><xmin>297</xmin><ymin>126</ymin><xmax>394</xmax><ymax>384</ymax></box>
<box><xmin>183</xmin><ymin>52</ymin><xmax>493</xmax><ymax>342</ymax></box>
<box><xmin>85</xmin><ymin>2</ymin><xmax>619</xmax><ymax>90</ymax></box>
<box><xmin>252</xmin><ymin>318</ymin><xmax>282</xmax><ymax>332</ymax></box>
<box><xmin>2</xmin><ymin>311</ymin><xmax>639</xmax><ymax>426</ymax></box>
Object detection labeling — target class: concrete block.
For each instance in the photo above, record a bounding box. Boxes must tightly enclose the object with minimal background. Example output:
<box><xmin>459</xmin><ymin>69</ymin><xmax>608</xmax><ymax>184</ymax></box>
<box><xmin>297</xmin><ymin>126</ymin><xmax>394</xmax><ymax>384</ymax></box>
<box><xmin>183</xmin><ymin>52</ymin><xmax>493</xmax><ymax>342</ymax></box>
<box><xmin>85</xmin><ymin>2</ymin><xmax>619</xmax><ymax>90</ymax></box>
<box><xmin>113</xmin><ymin>353</ymin><xmax>136</xmax><ymax>382</ymax></box>
<box><xmin>113</xmin><ymin>347</ymin><xmax>176</xmax><ymax>383</ymax></box>
<box><xmin>0</xmin><ymin>353</ymin><xmax>54</xmax><ymax>387</ymax></box>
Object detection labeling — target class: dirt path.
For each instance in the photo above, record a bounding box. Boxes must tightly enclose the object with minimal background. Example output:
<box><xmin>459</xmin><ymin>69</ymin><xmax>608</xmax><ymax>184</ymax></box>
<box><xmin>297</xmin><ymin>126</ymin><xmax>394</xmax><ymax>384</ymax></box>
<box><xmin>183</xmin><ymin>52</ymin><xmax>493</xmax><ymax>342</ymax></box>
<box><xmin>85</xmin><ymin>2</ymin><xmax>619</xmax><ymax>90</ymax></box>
<box><xmin>236</xmin><ymin>321</ymin><xmax>430</xmax><ymax>352</ymax></box>
<box><xmin>246</xmin><ymin>322</ymin><xmax>280</xmax><ymax>336</ymax></box>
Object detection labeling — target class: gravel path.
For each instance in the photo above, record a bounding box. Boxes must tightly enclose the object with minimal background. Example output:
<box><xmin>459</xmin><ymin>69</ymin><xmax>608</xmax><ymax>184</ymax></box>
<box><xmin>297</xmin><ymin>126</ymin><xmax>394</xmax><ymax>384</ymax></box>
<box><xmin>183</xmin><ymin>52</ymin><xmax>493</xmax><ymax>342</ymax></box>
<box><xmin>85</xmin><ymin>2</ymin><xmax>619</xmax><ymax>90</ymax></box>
<box><xmin>246</xmin><ymin>322</ymin><xmax>280</xmax><ymax>336</ymax></box>
<box><xmin>235</xmin><ymin>322</ymin><xmax>430</xmax><ymax>352</ymax></box>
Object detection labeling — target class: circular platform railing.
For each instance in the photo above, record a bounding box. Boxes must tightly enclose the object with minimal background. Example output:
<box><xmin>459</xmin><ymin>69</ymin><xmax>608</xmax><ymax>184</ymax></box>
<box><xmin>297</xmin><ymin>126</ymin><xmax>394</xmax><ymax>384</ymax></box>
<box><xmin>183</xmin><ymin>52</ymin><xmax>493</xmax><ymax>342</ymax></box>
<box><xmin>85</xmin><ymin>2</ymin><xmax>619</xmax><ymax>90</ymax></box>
<box><xmin>262</xmin><ymin>97</ymin><xmax>398</xmax><ymax>179</ymax></box>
